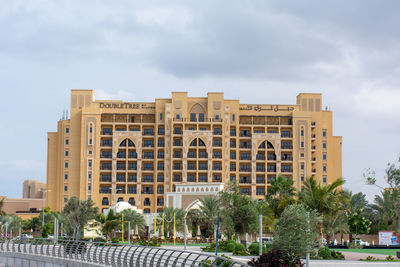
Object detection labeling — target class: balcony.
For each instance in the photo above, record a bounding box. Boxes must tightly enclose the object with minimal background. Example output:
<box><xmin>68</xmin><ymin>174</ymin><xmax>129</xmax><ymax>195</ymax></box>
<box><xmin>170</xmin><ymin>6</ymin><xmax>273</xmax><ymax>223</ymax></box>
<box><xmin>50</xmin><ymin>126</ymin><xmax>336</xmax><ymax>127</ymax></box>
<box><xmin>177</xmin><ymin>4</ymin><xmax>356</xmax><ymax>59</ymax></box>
<box><xmin>100</xmin><ymin>189</ymin><xmax>111</xmax><ymax>194</ymax></box>
<box><xmin>143</xmin><ymin>177</ymin><xmax>154</xmax><ymax>183</ymax></box>
<box><xmin>239</xmin><ymin>167</ymin><xmax>251</xmax><ymax>172</ymax></box>
<box><xmin>239</xmin><ymin>178</ymin><xmax>251</xmax><ymax>184</ymax></box>
<box><xmin>256</xmin><ymin>167</ymin><xmax>265</xmax><ymax>172</ymax></box>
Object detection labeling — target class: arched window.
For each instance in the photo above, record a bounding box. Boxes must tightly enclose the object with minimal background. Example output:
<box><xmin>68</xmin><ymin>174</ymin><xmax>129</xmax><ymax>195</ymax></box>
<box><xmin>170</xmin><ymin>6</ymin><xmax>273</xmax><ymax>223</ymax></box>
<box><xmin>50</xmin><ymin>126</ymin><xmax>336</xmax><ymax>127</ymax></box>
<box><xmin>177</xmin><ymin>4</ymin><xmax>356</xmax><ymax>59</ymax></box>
<box><xmin>117</xmin><ymin>197</ymin><xmax>124</xmax><ymax>202</ymax></box>
<box><xmin>128</xmin><ymin>198</ymin><xmax>135</xmax><ymax>205</ymax></box>
<box><xmin>144</xmin><ymin>198</ymin><xmax>151</xmax><ymax>206</ymax></box>
<box><xmin>102</xmin><ymin>197</ymin><xmax>109</xmax><ymax>205</ymax></box>
<box><xmin>120</xmin><ymin>140</ymin><xmax>127</xmax><ymax>147</ymax></box>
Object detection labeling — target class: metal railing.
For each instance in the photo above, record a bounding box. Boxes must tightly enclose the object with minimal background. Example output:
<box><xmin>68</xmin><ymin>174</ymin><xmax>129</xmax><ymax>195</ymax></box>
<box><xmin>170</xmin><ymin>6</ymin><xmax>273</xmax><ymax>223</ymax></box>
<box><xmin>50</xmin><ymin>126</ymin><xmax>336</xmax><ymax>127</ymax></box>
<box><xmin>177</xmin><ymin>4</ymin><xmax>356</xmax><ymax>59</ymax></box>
<box><xmin>0</xmin><ymin>238</ymin><xmax>248</xmax><ymax>267</ymax></box>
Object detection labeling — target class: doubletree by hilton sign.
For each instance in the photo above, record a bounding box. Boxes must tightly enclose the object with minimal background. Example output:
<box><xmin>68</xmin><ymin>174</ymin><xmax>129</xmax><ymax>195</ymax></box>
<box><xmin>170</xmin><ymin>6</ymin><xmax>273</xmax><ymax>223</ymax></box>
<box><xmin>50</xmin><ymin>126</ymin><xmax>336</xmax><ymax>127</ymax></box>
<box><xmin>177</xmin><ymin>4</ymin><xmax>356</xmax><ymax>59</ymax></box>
<box><xmin>99</xmin><ymin>102</ymin><xmax>155</xmax><ymax>109</ymax></box>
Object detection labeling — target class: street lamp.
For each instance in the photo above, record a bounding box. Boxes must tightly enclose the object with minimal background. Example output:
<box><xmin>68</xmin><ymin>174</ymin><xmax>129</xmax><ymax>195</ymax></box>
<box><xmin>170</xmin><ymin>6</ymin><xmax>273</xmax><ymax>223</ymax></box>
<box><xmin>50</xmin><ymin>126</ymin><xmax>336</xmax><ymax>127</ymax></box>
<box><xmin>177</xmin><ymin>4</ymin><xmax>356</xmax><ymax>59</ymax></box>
<box><xmin>40</xmin><ymin>189</ymin><xmax>51</xmax><ymax>227</ymax></box>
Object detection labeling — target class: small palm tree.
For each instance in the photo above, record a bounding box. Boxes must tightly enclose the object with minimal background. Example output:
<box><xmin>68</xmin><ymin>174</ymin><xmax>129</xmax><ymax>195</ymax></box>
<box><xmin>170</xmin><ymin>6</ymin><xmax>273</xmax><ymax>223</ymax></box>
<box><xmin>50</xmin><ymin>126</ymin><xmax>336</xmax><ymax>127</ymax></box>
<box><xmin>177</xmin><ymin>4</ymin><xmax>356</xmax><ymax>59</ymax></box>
<box><xmin>298</xmin><ymin>176</ymin><xmax>344</xmax><ymax>243</ymax></box>
<box><xmin>199</xmin><ymin>195</ymin><xmax>220</xmax><ymax>238</ymax></box>
<box><xmin>96</xmin><ymin>210</ymin><xmax>121</xmax><ymax>241</ymax></box>
<box><xmin>265</xmin><ymin>175</ymin><xmax>296</xmax><ymax>218</ymax></box>
<box><xmin>121</xmin><ymin>209</ymin><xmax>146</xmax><ymax>237</ymax></box>
<box><xmin>0</xmin><ymin>198</ymin><xmax>6</xmax><ymax>216</ymax></box>
<box><xmin>186</xmin><ymin>209</ymin><xmax>204</xmax><ymax>237</ymax></box>
<box><xmin>157</xmin><ymin>207</ymin><xmax>185</xmax><ymax>238</ymax></box>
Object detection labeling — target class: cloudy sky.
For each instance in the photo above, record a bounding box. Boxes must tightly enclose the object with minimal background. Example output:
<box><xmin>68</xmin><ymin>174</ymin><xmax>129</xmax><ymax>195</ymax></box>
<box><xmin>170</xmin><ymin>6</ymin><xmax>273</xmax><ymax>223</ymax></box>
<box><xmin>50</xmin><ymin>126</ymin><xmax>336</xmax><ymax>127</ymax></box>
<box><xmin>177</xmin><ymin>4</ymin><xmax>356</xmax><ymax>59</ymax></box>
<box><xmin>1</xmin><ymin>0</ymin><xmax>399</xmax><ymax>201</ymax></box>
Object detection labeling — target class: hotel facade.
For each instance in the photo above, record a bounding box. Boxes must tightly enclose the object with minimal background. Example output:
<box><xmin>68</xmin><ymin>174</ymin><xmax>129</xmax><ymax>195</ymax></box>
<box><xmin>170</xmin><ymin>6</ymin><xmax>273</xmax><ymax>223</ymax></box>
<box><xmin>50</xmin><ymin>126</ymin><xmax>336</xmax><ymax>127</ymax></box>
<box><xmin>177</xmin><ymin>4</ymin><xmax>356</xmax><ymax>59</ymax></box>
<box><xmin>46</xmin><ymin>90</ymin><xmax>342</xmax><ymax>213</ymax></box>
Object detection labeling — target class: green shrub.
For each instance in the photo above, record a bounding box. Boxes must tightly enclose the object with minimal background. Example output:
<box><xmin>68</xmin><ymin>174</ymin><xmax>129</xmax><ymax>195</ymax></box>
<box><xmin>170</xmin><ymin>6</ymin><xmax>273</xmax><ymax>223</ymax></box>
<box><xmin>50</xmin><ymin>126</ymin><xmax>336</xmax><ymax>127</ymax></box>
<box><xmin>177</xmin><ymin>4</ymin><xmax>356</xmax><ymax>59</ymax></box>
<box><xmin>385</xmin><ymin>255</ymin><xmax>395</xmax><ymax>261</ymax></box>
<box><xmin>233</xmin><ymin>243</ymin><xmax>249</xmax><ymax>255</ymax></box>
<box><xmin>200</xmin><ymin>254</ymin><xmax>233</xmax><ymax>267</ymax></box>
<box><xmin>318</xmin><ymin>247</ymin><xmax>332</xmax><ymax>259</ymax></box>
<box><xmin>365</xmin><ymin>256</ymin><xmax>376</xmax><ymax>261</ymax></box>
<box><xmin>330</xmin><ymin>250</ymin><xmax>344</xmax><ymax>260</ymax></box>
<box><xmin>110</xmin><ymin>237</ymin><xmax>119</xmax><ymax>244</ymax></box>
<box><xmin>248</xmin><ymin>242</ymin><xmax>268</xmax><ymax>255</ymax></box>
<box><xmin>226</xmin><ymin>242</ymin><xmax>236</xmax><ymax>252</ymax></box>
<box><xmin>248</xmin><ymin>249</ymin><xmax>304</xmax><ymax>267</ymax></box>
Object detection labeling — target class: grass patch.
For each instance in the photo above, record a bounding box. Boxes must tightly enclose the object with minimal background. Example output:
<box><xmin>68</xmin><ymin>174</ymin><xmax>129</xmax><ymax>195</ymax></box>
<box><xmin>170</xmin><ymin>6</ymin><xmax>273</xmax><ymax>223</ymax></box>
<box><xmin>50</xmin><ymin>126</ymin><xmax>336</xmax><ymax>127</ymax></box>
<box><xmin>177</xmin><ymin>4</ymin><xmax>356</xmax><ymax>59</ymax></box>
<box><xmin>333</xmin><ymin>248</ymin><xmax>400</xmax><ymax>256</ymax></box>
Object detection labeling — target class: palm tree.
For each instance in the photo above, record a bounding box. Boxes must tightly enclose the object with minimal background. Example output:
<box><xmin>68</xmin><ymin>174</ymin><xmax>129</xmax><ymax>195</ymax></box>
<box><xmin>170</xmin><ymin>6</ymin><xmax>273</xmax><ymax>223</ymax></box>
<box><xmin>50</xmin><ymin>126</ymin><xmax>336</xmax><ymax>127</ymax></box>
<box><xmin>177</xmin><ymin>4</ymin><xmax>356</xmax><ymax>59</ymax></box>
<box><xmin>96</xmin><ymin>210</ymin><xmax>121</xmax><ymax>241</ymax></box>
<box><xmin>186</xmin><ymin>209</ymin><xmax>204</xmax><ymax>237</ymax></box>
<box><xmin>121</xmin><ymin>209</ymin><xmax>146</xmax><ymax>237</ymax></box>
<box><xmin>158</xmin><ymin>207</ymin><xmax>185</xmax><ymax>238</ymax></box>
<box><xmin>0</xmin><ymin>198</ymin><xmax>6</xmax><ymax>216</ymax></box>
<box><xmin>265</xmin><ymin>175</ymin><xmax>296</xmax><ymax>218</ymax></box>
<box><xmin>323</xmin><ymin>211</ymin><xmax>349</xmax><ymax>245</ymax></box>
<box><xmin>368</xmin><ymin>190</ymin><xmax>398</xmax><ymax>231</ymax></box>
<box><xmin>298</xmin><ymin>176</ymin><xmax>344</xmax><ymax>243</ymax></box>
<box><xmin>199</xmin><ymin>195</ymin><xmax>220</xmax><ymax>238</ymax></box>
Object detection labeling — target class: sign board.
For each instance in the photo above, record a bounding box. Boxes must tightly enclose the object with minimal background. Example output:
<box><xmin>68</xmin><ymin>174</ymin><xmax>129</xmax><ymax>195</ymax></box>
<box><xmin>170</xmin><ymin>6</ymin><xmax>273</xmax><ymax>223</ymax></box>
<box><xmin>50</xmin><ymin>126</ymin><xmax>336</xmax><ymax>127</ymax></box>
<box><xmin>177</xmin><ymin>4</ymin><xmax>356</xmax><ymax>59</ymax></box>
<box><xmin>379</xmin><ymin>231</ymin><xmax>399</xmax><ymax>246</ymax></box>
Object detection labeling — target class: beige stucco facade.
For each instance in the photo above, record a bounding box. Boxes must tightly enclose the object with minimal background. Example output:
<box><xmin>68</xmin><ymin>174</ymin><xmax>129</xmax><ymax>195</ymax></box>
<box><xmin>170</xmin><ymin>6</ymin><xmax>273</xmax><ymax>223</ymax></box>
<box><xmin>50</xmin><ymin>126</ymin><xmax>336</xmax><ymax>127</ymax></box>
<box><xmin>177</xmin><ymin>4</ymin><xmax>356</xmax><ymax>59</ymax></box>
<box><xmin>46</xmin><ymin>90</ymin><xmax>342</xmax><ymax>213</ymax></box>
<box><xmin>22</xmin><ymin>180</ymin><xmax>46</xmax><ymax>199</ymax></box>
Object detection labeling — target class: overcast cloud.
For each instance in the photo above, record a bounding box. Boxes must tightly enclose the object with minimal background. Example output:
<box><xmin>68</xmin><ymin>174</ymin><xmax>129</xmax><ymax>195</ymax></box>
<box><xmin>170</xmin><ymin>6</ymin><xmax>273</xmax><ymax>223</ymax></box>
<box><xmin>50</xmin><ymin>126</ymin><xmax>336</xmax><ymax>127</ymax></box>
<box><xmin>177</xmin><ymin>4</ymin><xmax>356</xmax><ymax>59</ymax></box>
<box><xmin>0</xmin><ymin>0</ymin><xmax>399</xmax><ymax>201</ymax></box>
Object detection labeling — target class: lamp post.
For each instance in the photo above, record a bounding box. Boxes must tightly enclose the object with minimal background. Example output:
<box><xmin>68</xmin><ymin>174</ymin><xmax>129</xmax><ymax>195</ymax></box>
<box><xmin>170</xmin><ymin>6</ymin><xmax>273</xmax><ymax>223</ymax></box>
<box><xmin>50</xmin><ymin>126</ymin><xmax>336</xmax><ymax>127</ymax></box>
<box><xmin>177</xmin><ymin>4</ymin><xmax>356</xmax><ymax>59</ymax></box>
<box><xmin>40</xmin><ymin>189</ymin><xmax>50</xmax><ymax>227</ymax></box>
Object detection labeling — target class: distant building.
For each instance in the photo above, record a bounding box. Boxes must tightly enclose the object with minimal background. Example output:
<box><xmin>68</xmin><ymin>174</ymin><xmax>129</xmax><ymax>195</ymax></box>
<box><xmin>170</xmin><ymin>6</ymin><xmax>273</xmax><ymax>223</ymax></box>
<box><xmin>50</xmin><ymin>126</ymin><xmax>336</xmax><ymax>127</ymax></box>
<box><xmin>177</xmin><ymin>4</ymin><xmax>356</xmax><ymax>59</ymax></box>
<box><xmin>0</xmin><ymin>196</ymin><xmax>43</xmax><ymax>220</ymax></box>
<box><xmin>46</xmin><ymin>90</ymin><xmax>342</xmax><ymax>213</ymax></box>
<box><xmin>23</xmin><ymin>180</ymin><xmax>46</xmax><ymax>199</ymax></box>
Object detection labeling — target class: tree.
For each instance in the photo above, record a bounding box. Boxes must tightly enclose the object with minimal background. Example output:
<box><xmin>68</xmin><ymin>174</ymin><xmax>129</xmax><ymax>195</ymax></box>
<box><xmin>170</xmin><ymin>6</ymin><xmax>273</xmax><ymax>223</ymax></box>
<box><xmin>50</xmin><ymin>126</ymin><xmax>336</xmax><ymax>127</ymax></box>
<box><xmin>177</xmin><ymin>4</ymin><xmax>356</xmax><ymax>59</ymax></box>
<box><xmin>367</xmin><ymin>190</ymin><xmax>398</xmax><ymax>231</ymax></box>
<box><xmin>22</xmin><ymin>217</ymin><xmax>41</xmax><ymax>233</ymax></box>
<box><xmin>265</xmin><ymin>175</ymin><xmax>296</xmax><ymax>218</ymax></box>
<box><xmin>273</xmin><ymin>204</ymin><xmax>320</xmax><ymax>257</ymax></box>
<box><xmin>219</xmin><ymin>184</ymin><xmax>258</xmax><ymax>239</ymax></box>
<box><xmin>365</xmin><ymin>158</ymin><xmax>400</xmax><ymax>230</ymax></box>
<box><xmin>323</xmin><ymin>211</ymin><xmax>349</xmax><ymax>245</ymax></box>
<box><xmin>62</xmin><ymin>196</ymin><xmax>98</xmax><ymax>239</ymax></box>
<box><xmin>0</xmin><ymin>198</ymin><xmax>6</xmax><ymax>216</ymax></box>
<box><xmin>298</xmin><ymin>176</ymin><xmax>344</xmax><ymax>243</ymax></box>
<box><xmin>348</xmin><ymin>209</ymin><xmax>371</xmax><ymax>242</ymax></box>
<box><xmin>186</xmin><ymin>209</ymin><xmax>204</xmax><ymax>236</ymax></box>
<box><xmin>96</xmin><ymin>210</ymin><xmax>121</xmax><ymax>241</ymax></box>
<box><xmin>199</xmin><ymin>195</ymin><xmax>220</xmax><ymax>238</ymax></box>
<box><xmin>120</xmin><ymin>209</ymin><xmax>146</xmax><ymax>237</ymax></box>
<box><xmin>158</xmin><ymin>207</ymin><xmax>185</xmax><ymax>238</ymax></box>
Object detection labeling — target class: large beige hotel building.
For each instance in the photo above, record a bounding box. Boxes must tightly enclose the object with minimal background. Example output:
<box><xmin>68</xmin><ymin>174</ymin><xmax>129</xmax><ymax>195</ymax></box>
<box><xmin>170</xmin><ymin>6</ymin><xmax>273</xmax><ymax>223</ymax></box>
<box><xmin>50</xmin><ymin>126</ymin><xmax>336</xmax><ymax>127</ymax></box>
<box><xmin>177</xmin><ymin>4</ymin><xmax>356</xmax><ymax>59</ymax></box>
<box><xmin>46</xmin><ymin>90</ymin><xmax>342</xmax><ymax>213</ymax></box>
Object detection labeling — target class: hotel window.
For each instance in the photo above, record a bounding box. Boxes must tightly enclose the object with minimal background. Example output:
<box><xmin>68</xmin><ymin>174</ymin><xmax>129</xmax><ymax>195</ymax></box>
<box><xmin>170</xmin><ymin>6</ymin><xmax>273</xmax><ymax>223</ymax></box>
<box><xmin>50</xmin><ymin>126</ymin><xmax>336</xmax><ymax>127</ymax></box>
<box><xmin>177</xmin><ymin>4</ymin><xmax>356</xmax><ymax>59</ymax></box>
<box><xmin>102</xmin><ymin>197</ymin><xmax>109</xmax><ymax>205</ymax></box>
<box><xmin>300</xmin><ymin>141</ymin><xmax>304</xmax><ymax>148</ymax></box>
<box><xmin>65</xmin><ymin>151</ymin><xmax>69</xmax><ymax>157</ymax></box>
<box><xmin>301</xmin><ymin>128</ymin><xmax>304</xmax><ymax>136</ymax></box>
<box><xmin>65</xmin><ymin>162</ymin><xmax>68</xmax><ymax>168</ymax></box>
<box><xmin>118</xmin><ymin>198</ymin><xmax>124</xmax><ymax>202</ymax></box>
<box><xmin>65</xmin><ymin>139</ymin><xmax>69</xmax><ymax>145</ymax></box>
<box><xmin>159</xmin><ymin>113</ymin><xmax>163</xmax><ymax>121</ymax></box>
<box><xmin>199</xmin><ymin>174</ymin><xmax>207</xmax><ymax>182</ymax></box>
<box><xmin>200</xmin><ymin>127</ymin><xmax>206</xmax><ymax>131</ymax></box>
<box><xmin>232</xmin><ymin>114</ymin><xmax>235</xmax><ymax>121</ymax></box>
<box><xmin>190</xmin><ymin>113</ymin><xmax>196</xmax><ymax>122</ymax></box>
<box><xmin>90</xmin><ymin>126</ymin><xmax>93</xmax><ymax>133</ymax></box>
<box><xmin>322</xmin><ymin>130</ymin><xmax>327</xmax><ymax>137</ymax></box>
<box><xmin>176</xmin><ymin>114</ymin><xmax>180</xmax><ymax>119</ymax></box>
<box><xmin>157</xmin><ymin>174</ymin><xmax>164</xmax><ymax>182</ymax></box>
<box><xmin>301</xmin><ymin>176</ymin><xmax>304</xmax><ymax>181</ymax></box>
<box><xmin>301</xmin><ymin>163</ymin><xmax>304</xmax><ymax>170</ymax></box>
<box><xmin>89</xmin><ymin>138</ymin><xmax>92</xmax><ymax>145</ymax></box>
<box><xmin>64</xmin><ymin>198</ymin><xmax>68</xmax><ymax>203</ymax></box>
<box><xmin>88</xmin><ymin>150</ymin><xmax>92</xmax><ymax>155</ymax></box>
<box><xmin>64</xmin><ymin>174</ymin><xmax>68</xmax><ymax>180</ymax></box>
<box><xmin>188</xmin><ymin>174</ymin><xmax>195</xmax><ymax>182</ymax></box>
<box><xmin>65</xmin><ymin>127</ymin><xmax>69</xmax><ymax>134</ymax></box>
<box><xmin>300</xmin><ymin>153</ymin><xmax>304</xmax><ymax>158</ymax></box>
<box><xmin>199</xmin><ymin>113</ymin><xmax>205</xmax><ymax>122</ymax></box>
<box><xmin>131</xmin><ymin>116</ymin><xmax>135</xmax><ymax>123</ymax></box>
<box><xmin>88</xmin><ymin>185</ymin><xmax>91</xmax><ymax>191</ymax></box>
<box><xmin>323</xmin><ymin>177</ymin><xmax>327</xmax><ymax>183</ymax></box>
<box><xmin>129</xmin><ymin>198</ymin><xmax>135</xmax><ymax>205</ymax></box>
<box><xmin>323</xmin><ymin>153</ymin><xmax>327</xmax><ymax>160</ymax></box>
<box><xmin>230</xmin><ymin>175</ymin><xmax>236</xmax><ymax>181</ymax></box>
<box><xmin>88</xmin><ymin>173</ymin><xmax>92</xmax><ymax>179</ymax></box>
<box><xmin>88</xmin><ymin>160</ymin><xmax>92</xmax><ymax>168</ymax></box>
<box><xmin>323</xmin><ymin>165</ymin><xmax>327</xmax><ymax>172</ymax></box>
<box><xmin>158</xmin><ymin>128</ymin><xmax>165</xmax><ymax>135</ymax></box>
<box><xmin>64</xmin><ymin>185</ymin><xmax>68</xmax><ymax>192</ymax></box>
<box><xmin>323</xmin><ymin>142</ymin><xmax>327</xmax><ymax>149</ymax></box>
<box><xmin>215</xmin><ymin>115</ymin><xmax>220</xmax><ymax>120</ymax></box>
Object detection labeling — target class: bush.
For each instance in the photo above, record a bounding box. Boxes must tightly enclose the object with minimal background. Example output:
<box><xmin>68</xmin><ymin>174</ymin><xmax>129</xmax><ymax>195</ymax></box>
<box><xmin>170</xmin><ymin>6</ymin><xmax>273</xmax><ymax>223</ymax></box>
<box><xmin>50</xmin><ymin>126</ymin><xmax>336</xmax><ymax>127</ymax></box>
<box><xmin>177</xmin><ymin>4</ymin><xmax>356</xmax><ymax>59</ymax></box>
<box><xmin>248</xmin><ymin>249</ymin><xmax>304</xmax><ymax>267</ymax></box>
<box><xmin>385</xmin><ymin>255</ymin><xmax>395</xmax><ymax>261</ymax></box>
<box><xmin>226</xmin><ymin>242</ymin><xmax>236</xmax><ymax>252</ymax></box>
<box><xmin>330</xmin><ymin>250</ymin><xmax>344</xmax><ymax>260</ymax></box>
<box><xmin>365</xmin><ymin>256</ymin><xmax>376</xmax><ymax>261</ymax></box>
<box><xmin>233</xmin><ymin>243</ymin><xmax>249</xmax><ymax>256</ymax></box>
<box><xmin>110</xmin><ymin>237</ymin><xmax>119</xmax><ymax>244</ymax></box>
<box><xmin>318</xmin><ymin>247</ymin><xmax>332</xmax><ymax>259</ymax></box>
<box><xmin>248</xmin><ymin>242</ymin><xmax>268</xmax><ymax>255</ymax></box>
<box><xmin>138</xmin><ymin>238</ymin><xmax>161</xmax><ymax>247</ymax></box>
<box><xmin>200</xmin><ymin>254</ymin><xmax>233</xmax><ymax>267</ymax></box>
